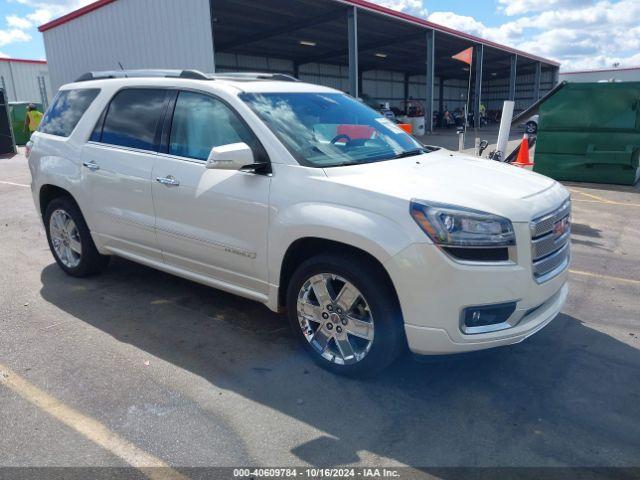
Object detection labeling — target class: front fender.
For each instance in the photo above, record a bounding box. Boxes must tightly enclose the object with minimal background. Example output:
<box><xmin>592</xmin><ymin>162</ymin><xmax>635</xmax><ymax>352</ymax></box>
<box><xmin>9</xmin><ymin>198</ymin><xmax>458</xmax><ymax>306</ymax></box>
<box><xmin>267</xmin><ymin>202</ymin><xmax>413</xmax><ymax>303</ymax></box>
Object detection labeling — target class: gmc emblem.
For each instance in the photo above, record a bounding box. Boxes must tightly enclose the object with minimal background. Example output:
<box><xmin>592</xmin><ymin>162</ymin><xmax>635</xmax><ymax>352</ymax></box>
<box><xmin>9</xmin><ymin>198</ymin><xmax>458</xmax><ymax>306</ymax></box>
<box><xmin>554</xmin><ymin>217</ymin><xmax>570</xmax><ymax>237</ymax></box>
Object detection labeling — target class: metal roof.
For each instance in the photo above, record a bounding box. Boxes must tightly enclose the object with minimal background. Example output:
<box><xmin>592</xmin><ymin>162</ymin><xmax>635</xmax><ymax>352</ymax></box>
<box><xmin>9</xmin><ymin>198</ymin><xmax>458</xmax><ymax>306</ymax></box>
<box><xmin>0</xmin><ymin>57</ymin><xmax>47</xmax><ymax>64</ymax></box>
<box><xmin>340</xmin><ymin>0</ymin><xmax>558</xmax><ymax>66</ymax></box>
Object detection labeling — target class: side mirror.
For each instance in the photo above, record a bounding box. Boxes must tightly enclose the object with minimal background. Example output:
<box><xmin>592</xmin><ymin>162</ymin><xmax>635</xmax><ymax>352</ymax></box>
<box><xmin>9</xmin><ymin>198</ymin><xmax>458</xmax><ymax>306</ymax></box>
<box><xmin>206</xmin><ymin>142</ymin><xmax>254</xmax><ymax>170</ymax></box>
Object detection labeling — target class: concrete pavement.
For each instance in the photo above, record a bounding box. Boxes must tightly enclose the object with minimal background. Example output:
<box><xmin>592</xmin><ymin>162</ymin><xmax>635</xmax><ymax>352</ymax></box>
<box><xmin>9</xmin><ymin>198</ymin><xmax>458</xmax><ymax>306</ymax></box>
<box><xmin>0</xmin><ymin>150</ymin><xmax>638</xmax><ymax>474</ymax></box>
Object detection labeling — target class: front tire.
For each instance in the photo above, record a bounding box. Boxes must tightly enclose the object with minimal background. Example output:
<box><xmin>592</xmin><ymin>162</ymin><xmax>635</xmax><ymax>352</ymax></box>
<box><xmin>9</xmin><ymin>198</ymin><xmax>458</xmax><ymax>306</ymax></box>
<box><xmin>44</xmin><ymin>197</ymin><xmax>110</xmax><ymax>277</ymax></box>
<box><xmin>286</xmin><ymin>253</ymin><xmax>405</xmax><ymax>377</ymax></box>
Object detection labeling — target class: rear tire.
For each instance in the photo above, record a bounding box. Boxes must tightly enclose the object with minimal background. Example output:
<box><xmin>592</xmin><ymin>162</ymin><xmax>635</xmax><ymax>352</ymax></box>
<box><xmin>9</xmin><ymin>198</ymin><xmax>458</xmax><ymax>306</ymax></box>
<box><xmin>286</xmin><ymin>253</ymin><xmax>405</xmax><ymax>377</ymax></box>
<box><xmin>44</xmin><ymin>197</ymin><xmax>110</xmax><ymax>277</ymax></box>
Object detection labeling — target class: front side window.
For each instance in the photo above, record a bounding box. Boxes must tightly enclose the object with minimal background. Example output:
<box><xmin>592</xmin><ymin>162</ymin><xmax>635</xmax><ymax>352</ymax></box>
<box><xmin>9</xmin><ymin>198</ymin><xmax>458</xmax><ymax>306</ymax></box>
<box><xmin>101</xmin><ymin>88</ymin><xmax>167</xmax><ymax>151</ymax></box>
<box><xmin>240</xmin><ymin>92</ymin><xmax>427</xmax><ymax>167</ymax></box>
<box><xmin>169</xmin><ymin>91</ymin><xmax>258</xmax><ymax>161</ymax></box>
<box><xmin>39</xmin><ymin>88</ymin><xmax>100</xmax><ymax>137</ymax></box>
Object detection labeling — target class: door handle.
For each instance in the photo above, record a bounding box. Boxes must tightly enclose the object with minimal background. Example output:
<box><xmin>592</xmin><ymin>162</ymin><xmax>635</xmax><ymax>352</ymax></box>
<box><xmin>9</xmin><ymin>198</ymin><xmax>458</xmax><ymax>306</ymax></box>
<box><xmin>155</xmin><ymin>175</ymin><xmax>180</xmax><ymax>187</ymax></box>
<box><xmin>82</xmin><ymin>160</ymin><xmax>100</xmax><ymax>171</ymax></box>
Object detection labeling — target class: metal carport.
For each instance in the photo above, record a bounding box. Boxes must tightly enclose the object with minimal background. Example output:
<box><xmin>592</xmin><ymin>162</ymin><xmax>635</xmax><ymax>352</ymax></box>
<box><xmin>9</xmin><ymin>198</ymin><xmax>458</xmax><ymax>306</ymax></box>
<box><xmin>210</xmin><ymin>0</ymin><xmax>559</xmax><ymax>130</ymax></box>
<box><xmin>39</xmin><ymin>0</ymin><xmax>560</xmax><ymax>131</ymax></box>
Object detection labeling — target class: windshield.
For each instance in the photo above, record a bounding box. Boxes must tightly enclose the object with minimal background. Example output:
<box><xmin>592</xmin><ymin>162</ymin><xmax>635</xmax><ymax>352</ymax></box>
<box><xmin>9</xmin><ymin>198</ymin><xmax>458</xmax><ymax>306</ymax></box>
<box><xmin>240</xmin><ymin>92</ymin><xmax>427</xmax><ymax>167</ymax></box>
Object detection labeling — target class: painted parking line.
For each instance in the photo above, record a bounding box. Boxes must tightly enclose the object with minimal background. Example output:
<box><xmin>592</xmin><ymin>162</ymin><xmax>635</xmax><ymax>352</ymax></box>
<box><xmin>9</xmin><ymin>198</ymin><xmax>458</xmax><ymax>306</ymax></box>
<box><xmin>0</xmin><ymin>180</ymin><xmax>30</xmax><ymax>188</ymax></box>
<box><xmin>570</xmin><ymin>189</ymin><xmax>640</xmax><ymax>207</ymax></box>
<box><xmin>0</xmin><ymin>363</ymin><xmax>188</xmax><ymax>480</ymax></box>
<box><xmin>570</xmin><ymin>269</ymin><xmax>640</xmax><ymax>286</ymax></box>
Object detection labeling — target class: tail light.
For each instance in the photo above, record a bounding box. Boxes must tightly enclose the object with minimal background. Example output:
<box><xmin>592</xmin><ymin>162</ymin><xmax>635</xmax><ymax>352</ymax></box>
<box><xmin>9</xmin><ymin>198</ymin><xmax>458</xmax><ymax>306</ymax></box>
<box><xmin>25</xmin><ymin>141</ymin><xmax>33</xmax><ymax>159</ymax></box>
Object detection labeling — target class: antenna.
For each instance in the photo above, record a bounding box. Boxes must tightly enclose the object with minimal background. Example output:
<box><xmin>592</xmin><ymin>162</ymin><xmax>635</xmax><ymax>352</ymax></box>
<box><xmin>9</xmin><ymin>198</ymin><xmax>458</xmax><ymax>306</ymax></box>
<box><xmin>117</xmin><ymin>62</ymin><xmax>128</xmax><ymax>77</ymax></box>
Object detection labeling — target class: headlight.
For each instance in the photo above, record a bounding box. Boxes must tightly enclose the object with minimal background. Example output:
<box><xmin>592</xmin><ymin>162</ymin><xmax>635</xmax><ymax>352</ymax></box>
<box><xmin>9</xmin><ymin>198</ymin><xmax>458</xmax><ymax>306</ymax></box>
<box><xmin>410</xmin><ymin>200</ymin><xmax>515</xmax><ymax>247</ymax></box>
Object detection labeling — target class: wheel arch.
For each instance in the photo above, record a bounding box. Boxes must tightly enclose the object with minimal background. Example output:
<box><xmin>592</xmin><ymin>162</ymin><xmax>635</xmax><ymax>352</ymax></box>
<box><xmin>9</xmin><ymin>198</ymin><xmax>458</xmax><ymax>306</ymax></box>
<box><xmin>277</xmin><ymin>237</ymin><xmax>401</xmax><ymax>312</ymax></box>
<box><xmin>268</xmin><ymin>202</ymin><xmax>414</xmax><ymax>312</ymax></box>
<box><xmin>39</xmin><ymin>184</ymin><xmax>80</xmax><ymax>218</ymax></box>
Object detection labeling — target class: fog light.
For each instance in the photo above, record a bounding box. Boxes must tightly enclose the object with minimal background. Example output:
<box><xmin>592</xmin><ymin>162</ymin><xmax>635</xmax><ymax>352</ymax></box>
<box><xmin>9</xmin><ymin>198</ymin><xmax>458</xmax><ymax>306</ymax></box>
<box><xmin>461</xmin><ymin>302</ymin><xmax>517</xmax><ymax>334</ymax></box>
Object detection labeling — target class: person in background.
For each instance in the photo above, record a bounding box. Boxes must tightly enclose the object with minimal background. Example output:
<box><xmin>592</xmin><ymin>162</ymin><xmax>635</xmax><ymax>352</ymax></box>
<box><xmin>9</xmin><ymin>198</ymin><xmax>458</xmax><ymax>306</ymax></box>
<box><xmin>24</xmin><ymin>104</ymin><xmax>43</xmax><ymax>134</ymax></box>
<box><xmin>479</xmin><ymin>103</ymin><xmax>487</xmax><ymax>126</ymax></box>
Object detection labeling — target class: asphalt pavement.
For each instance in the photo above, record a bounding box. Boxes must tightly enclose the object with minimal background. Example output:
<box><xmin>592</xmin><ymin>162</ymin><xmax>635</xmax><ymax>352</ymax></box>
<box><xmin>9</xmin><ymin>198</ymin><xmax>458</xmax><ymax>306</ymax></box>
<box><xmin>0</xmin><ymin>149</ymin><xmax>639</xmax><ymax>476</ymax></box>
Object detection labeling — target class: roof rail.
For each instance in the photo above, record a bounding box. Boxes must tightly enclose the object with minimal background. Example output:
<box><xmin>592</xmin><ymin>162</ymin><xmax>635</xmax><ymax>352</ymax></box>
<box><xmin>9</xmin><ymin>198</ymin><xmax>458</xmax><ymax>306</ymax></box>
<box><xmin>211</xmin><ymin>72</ymin><xmax>299</xmax><ymax>82</ymax></box>
<box><xmin>74</xmin><ymin>69</ymin><xmax>211</xmax><ymax>82</ymax></box>
<box><xmin>74</xmin><ymin>69</ymin><xmax>299</xmax><ymax>83</ymax></box>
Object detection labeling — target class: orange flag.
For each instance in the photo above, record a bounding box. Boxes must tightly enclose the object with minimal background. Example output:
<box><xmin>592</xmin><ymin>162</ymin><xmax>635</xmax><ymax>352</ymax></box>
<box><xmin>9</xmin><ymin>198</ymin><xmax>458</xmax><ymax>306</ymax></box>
<box><xmin>452</xmin><ymin>47</ymin><xmax>473</xmax><ymax>65</ymax></box>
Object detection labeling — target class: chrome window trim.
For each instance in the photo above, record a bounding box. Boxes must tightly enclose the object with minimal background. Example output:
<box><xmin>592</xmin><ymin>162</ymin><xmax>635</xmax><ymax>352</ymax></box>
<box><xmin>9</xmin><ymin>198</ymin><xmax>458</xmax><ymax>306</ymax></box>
<box><xmin>85</xmin><ymin>140</ymin><xmax>158</xmax><ymax>156</ymax></box>
<box><xmin>156</xmin><ymin>151</ymin><xmax>206</xmax><ymax>165</ymax></box>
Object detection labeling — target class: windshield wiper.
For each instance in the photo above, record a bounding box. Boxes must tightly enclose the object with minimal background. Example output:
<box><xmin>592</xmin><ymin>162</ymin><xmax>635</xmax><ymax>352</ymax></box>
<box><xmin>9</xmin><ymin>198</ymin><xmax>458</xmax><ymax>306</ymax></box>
<box><xmin>326</xmin><ymin>148</ymin><xmax>428</xmax><ymax>167</ymax></box>
<box><xmin>389</xmin><ymin>149</ymin><xmax>426</xmax><ymax>159</ymax></box>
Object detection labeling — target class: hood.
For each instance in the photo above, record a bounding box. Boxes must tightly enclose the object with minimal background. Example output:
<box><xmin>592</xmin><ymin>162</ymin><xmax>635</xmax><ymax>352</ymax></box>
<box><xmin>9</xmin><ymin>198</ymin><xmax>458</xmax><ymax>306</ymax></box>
<box><xmin>322</xmin><ymin>149</ymin><xmax>566</xmax><ymax>222</ymax></box>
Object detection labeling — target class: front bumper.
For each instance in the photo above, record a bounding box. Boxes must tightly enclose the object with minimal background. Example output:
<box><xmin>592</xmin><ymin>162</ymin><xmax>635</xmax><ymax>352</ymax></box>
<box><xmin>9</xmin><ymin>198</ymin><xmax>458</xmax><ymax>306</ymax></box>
<box><xmin>383</xmin><ymin>237</ymin><xmax>569</xmax><ymax>355</ymax></box>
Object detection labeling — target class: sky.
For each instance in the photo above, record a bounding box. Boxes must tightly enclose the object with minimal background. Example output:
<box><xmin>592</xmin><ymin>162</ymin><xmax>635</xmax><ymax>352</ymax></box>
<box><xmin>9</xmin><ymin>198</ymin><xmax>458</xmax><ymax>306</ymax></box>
<box><xmin>1</xmin><ymin>0</ymin><xmax>639</xmax><ymax>71</ymax></box>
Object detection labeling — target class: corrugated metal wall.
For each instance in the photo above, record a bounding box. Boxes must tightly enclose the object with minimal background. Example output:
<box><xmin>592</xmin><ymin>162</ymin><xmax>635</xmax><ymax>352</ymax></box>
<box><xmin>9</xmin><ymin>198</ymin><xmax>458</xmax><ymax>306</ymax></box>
<box><xmin>0</xmin><ymin>61</ymin><xmax>52</xmax><ymax>104</ymax></box>
<box><xmin>482</xmin><ymin>70</ymin><xmax>554</xmax><ymax>112</ymax></box>
<box><xmin>43</xmin><ymin>0</ymin><xmax>215</xmax><ymax>91</ymax></box>
<box><xmin>217</xmin><ymin>52</ymin><xmax>470</xmax><ymax>113</ymax></box>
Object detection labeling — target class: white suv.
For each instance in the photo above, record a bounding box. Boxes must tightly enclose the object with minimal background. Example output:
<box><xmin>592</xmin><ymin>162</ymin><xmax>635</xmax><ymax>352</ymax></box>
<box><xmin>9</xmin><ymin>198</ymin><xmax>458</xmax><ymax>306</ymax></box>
<box><xmin>28</xmin><ymin>70</ymin><xmax>570</xmax><ymax>376</ymax></box>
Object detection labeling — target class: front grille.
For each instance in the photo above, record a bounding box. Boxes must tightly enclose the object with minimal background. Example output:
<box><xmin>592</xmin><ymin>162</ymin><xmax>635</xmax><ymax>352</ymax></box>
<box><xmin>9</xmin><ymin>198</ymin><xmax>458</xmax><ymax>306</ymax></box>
<box><xmin>530</xmin><ymin>200</ymin><xmax>571</xmax><ymax>283</ymax></box>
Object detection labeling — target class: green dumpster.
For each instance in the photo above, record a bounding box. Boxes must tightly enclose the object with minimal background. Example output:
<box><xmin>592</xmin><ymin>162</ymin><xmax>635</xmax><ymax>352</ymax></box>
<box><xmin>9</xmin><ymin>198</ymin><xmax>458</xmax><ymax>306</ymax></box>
<box><xmin>533</xmin><ymin>82</ymin><xmax>640</xmax><ymax>185</ymax></box>
<box><xmin>9</xmin><ymin>102</ymin><xmax>43</xmax><ymax>146</ymax></box>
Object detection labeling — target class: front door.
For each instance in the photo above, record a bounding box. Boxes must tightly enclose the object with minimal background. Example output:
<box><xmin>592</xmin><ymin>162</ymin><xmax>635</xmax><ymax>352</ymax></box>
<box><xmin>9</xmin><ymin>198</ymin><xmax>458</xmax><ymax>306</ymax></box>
<box><xmin>83</xmin><ymin>88</ymin><xmax>169</xmax><ymax>261</ymax></box>
<box><xmin>152</xmin><ymin>90</ymin><xmax>271</xmax><ymax>295</ymax></box>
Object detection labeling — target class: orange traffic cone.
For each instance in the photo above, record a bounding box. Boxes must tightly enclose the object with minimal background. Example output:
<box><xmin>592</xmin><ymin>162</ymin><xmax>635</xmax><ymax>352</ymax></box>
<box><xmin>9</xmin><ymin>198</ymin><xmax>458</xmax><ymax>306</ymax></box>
<box><xmin>513</xmin><ymin>134</ymin><xmax>534</xmax><ymax>168</ymax></box>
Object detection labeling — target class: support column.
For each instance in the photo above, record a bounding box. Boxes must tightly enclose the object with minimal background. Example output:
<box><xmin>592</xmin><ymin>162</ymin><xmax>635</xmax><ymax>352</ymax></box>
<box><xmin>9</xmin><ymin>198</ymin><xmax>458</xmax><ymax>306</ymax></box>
<box><xmin>293</xmin><ymin>62</ymin><xmax>300</xmax><ymax>79</ymax></box>
<box><xmin>209</xmin><ymin>0</ymin><xmax>217</xmax><ymax>72</ymax></box>
<box><xmin>509</xmin><ymin>54</ymin><xmax>517</xmax><ymax>101</ymax></box>
<box><xmin>347</xmin><ymin>7</ymin><xmax>359</xmax><ymax>98</ymax></box>
<box><xmin>553</xmin><ymin>66</ymin><xmax>560</xmax><ymax>87</ymax></box>
<box><xmin>438</xmin><ymin>77</ymin><xmax>445</xmax><ymax>127</ymax></box>
<box><xmin>425</xmin><ymin>29</ymin><xmax>435</xmax><ymax>132</ymax></box>
<box><xmin>473</xmin><ymin>44</ymin><xmax>483</xmax><ymax>128</ymax></box>
<box><xmin>403</xmin><ymin>73</ymin><xmax>409</xmax><ymax>111</ymax></box>
<box><xmin>533</xmin><ymin>62</ymin><xmax>541</xmax><ymax>101</ymax></box>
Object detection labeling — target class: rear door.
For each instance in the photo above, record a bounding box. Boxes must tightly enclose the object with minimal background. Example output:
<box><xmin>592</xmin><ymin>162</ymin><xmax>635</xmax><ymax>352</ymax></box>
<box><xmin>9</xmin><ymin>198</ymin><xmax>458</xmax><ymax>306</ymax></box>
<box><xmin>151</xmin><ymin>90</ymin><xmax>271</xmax><ymax>296</ymax></box>
<box><xmin>82</xmin><ymin>88</ymin><xmax>169</xmax><ymax>261</ymax></box>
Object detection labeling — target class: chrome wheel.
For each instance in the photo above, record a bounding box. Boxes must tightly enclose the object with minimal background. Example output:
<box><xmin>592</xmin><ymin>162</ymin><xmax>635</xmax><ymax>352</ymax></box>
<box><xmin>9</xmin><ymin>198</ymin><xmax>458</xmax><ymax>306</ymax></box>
<box><xmin>49</xmin><ymin>209</ymin><xmax>82</xmax><ymax>268</ymax></box>
<box><xmin>297</xmin><ymin>273</ymin><xmax>374</xmax><ymax>365</ymax></box>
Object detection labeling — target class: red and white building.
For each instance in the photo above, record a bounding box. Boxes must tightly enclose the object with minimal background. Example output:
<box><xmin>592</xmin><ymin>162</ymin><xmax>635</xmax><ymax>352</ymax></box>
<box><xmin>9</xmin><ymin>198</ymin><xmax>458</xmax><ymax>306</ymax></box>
<box><xmin>0</xmin><ymin>57</ymin><xmax>52</xmax><ymax>106</ymax></box>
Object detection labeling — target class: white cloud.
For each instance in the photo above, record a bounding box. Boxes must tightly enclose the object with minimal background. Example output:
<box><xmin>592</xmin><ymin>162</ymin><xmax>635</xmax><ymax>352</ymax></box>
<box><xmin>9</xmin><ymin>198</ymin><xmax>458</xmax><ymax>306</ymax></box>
<box><xmin>378</xmin><ymin>0</ymin><xmax>640</xmax><ymax>71</ymax></box>
<box><xmin>0</xmin><ymin>28</ymin><xmax>31</xmax><ymax>47</ymax></box>
<box><xmin>427</xmin><ymin>11</ymin><xmax>530</xmax><ymax>46</ymax></box>
<box><xmin>0</xmin><ymin>50</ymin><xmax>9</xmax><ymax>58</ymax></box>
<box><xmin>6</xmin><ymin>14</ymin><xmax>32</xmax><ymax>29</ymax></box>
<box><xmin>7</xmin><ymin>0</ymin><xmax>95</xmax><ymax>29</ymax></box>
<box><xmin>497</xmin><ymin>0</ymin><xmax>597</xmax><ymax>16</ymax></box>
<box><xmin>373</xmin><ymin>0</ymin><xmax>428</xmax><ymax>18</ymax></box>
<box><xmin>0</xmin><ymin>0</ymin><xmax>93</xmax><ymax>55</ymax></box>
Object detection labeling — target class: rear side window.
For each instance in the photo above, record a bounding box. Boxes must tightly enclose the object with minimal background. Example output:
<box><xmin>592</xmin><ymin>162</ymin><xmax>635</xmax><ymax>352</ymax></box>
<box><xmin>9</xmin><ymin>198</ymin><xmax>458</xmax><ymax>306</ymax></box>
<box><xmin>39</xmin><ymin>89</ymin><xmax>100</xmax><ymax>137</ymax></box>
<box><xmin>100</xmin><ymin>89</ymin><xmax>167</xmax><ymax>151</ymax></box>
